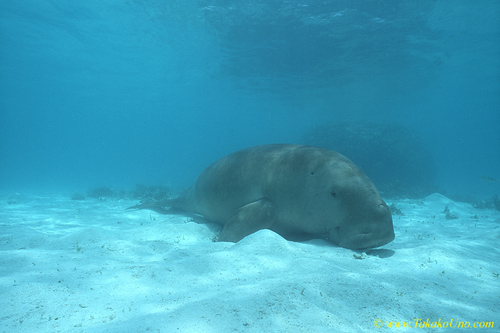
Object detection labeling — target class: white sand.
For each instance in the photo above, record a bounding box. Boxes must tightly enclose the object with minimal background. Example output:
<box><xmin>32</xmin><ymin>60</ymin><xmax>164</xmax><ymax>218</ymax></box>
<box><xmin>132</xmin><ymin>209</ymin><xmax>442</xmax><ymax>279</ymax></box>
<box><xmin>0</xmin><ymin>192</ymin><xmax>498</xmax><ymax>332</ymax></box>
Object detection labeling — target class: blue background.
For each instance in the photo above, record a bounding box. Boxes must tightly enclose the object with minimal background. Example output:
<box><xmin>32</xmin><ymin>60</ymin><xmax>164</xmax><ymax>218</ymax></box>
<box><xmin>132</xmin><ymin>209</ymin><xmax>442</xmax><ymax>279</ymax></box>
<box><xmin>1</xmin><ymin>0</ymin><xmax>499</xmax><ymax>198</ymax></box>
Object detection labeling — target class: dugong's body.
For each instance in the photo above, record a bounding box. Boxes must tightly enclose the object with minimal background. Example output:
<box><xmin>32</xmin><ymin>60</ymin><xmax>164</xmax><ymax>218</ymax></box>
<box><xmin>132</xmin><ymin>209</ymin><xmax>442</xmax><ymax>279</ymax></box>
<box><xmin>129</xmin><ymin>144</ymin><xmax>394</xmax><ymax>249</ymax></box>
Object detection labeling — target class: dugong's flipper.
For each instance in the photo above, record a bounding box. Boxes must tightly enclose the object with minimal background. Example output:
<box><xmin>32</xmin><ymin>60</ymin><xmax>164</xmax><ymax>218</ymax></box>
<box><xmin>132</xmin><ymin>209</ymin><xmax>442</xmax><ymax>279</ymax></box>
<box><xmin>218</xmin><ymin>198</ymin><xmax>277</xmax><ymax>242</ymax></box>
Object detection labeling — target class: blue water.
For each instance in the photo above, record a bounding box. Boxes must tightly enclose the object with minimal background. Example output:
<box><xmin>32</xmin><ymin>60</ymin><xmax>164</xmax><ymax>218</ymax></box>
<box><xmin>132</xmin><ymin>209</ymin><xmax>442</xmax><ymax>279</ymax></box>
<box><xmin>1</xmin><ymin>0</ymin><xmax>499</xmax><ymax>199</ymax></box>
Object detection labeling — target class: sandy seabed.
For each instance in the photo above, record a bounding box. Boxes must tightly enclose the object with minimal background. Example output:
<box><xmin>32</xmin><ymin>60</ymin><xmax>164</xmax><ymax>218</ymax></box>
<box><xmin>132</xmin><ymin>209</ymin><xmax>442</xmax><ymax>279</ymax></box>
<box><xmin>0</xmin><ymin>192</ymin><xmax>498</xmax><ymax>332</ymax></box>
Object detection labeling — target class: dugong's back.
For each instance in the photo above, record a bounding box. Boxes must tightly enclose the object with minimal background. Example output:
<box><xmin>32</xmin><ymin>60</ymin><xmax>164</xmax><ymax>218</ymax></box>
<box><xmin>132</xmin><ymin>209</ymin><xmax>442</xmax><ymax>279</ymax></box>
<box><xmin>185</xmin><ymin>144</ymin><xmax>394</xmax><ymax>249</ymax></box>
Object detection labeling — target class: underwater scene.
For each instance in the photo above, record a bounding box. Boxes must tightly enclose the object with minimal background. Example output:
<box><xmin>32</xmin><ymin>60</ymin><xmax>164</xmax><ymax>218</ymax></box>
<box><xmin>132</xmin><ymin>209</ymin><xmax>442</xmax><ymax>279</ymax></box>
<box><xmin>0</xmin><ymin>1</ymin><xmax>499</xmax><ymax>332</ymax></box>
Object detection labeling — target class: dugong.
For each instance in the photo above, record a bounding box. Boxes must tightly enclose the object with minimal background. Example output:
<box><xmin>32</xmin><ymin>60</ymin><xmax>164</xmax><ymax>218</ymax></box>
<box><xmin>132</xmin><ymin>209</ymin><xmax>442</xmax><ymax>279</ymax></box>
<box><xmin>129</xmin><ymin>144</ymin><xmax>394</xmax><ymax>249</ymax></box>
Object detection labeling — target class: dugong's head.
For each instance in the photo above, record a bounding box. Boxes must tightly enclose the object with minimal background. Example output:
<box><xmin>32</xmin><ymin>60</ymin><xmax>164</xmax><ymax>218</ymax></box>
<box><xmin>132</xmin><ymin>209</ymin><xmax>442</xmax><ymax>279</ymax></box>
<box><xmin>292</xmin><ymin>148</ymin><xmax>395</xmax><ymax>249</ymax></box>
<box><xmin>328</xmin><ymin>189</ymin><xmax>394</xmax><ymax>250</ymax></box>
<box><xmin>323</xmin><ymin>156</ymin><xmax>394</xmax><ymax>249</ymax></box>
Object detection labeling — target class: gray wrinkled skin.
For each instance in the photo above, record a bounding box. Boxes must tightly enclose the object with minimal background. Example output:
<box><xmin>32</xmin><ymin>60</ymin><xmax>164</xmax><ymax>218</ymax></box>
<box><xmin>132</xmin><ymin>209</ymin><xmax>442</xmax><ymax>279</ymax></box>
<box><xmin>130</xmin><ymin>144</ymin><xmax>395</xmax><ymax>249</ymax></box>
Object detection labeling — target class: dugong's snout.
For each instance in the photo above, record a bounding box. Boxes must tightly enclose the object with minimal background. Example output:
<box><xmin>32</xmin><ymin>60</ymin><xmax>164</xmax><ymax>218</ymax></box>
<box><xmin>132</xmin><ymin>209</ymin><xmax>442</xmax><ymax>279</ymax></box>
<box><xmin>331</xmin><ymin>200</ymin><xmax>395</xmax><ymax>250</ymax></box>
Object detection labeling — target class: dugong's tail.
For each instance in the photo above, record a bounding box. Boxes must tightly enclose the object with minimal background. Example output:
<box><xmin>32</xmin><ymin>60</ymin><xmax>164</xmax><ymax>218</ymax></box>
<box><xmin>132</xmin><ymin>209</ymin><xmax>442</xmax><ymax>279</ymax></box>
<box><xmin>127</xmin><ymin>198</ymin><xmax>181</xmax><ymax>215</ymax></box>
<box><xmin>126</xmin><ymin>195</ymin><xmax>195</xmax><ymax>216</ymax></box>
